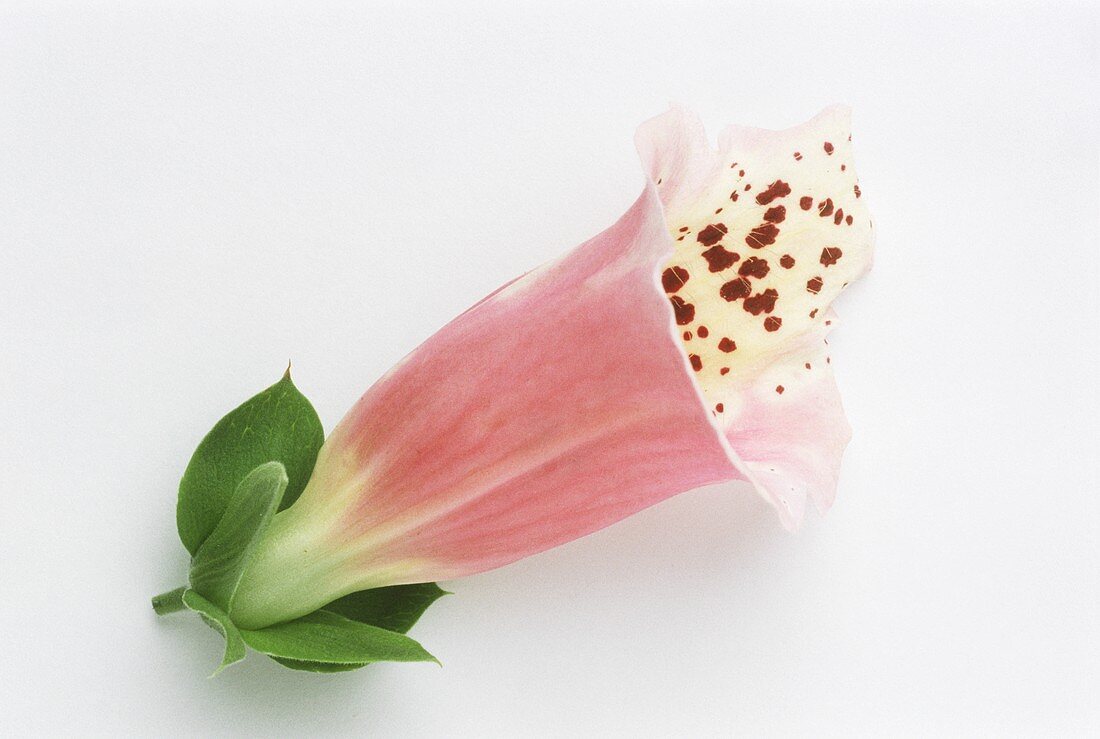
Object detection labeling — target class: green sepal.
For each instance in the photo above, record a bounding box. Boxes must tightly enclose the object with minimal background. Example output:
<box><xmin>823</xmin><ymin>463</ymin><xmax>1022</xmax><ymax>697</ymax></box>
<box><xmin>240</xmin><ymin>610</ymin><xmax>439</xmax><ymax>668</ymax></box>
<box><xmin>271</xmin><ymin>657</ymin><xmax>369</xmax><ymax>673</ymax></box>
<box><xmin>188</xmin><ymin>461</ymin><xmax>288</xmax><ymax>612</ymax></box>
<box><xmin>159</xmin><ymin>371</ymin><xmax>450</xmax><ymax>675</ymax></box>
<box><xmin>268</xmin><ymin>583</ymin><xmax>449</xmax><ymax>672</ymax></box>
<box><xmin>324</xmin><ymin>583</ymin><xmax>449</xmax><ymax>633</ymax></box>
<box><xmin>176</xmin><ymin>369</ymin><xmax>324</xmax><ymax>555</ymax></box>
<box><xmin>182</xmin><ymin>589</ymin><xmax>247</xmax><ymax>676</ymax></box>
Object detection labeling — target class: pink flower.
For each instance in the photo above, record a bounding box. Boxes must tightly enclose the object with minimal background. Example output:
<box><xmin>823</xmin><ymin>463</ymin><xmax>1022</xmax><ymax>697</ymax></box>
<box><xmin>231</xmin><ymin>107</ymin><xmax>874</xmax><ymax>629</ymax></box>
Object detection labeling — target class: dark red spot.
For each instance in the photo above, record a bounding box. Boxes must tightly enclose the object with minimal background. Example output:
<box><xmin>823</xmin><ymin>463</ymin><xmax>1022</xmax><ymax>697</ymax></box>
<box><xmin>846</xmin><ymin>215</ymin><xmax>853</xmax><ymax>225</ymax></box>
<box><xmin>730</xmin><ymin>161</ymin><xmax>738</xmax><ymax>168</ymax></box>
<box><xmin>669</xmin><ymin>295</ymin><xmax>695</xmax><ymax>325</ymax></box>
<box><xmin>793</xmin><ymin>152</ymin><xmax>802</xmax><ymax>161</ymax></box>
<box><xmin>809</xmin><ymin>308</ymin><xmax>819</xmax><ymax>318</ymax></box>
<box><xmin>763</xmin><ymin>205</ymin><xmax>786</xmax><ymax>224</ymax></box>
<box><xmin>738</xmin><ymin>169</ymin><xmax>745</xmax><ymax>177</ymax></box>
<box><xmin>697</xmin><ymin>223</ymin><xmax>728</xmax><ymax>246</ymax></box>
<box><xmin>833</xmin><ymin>208</ymin><xmax>844</xmax><ymax>225</ymax></box>
<box><xmin>738</xmin><ymin>256</ymin><xmax>770</xmax><ymax>279</ymax></box>
<box><xmin>823</xmin><ymin>141</ymin><xmax>834</xmax><ymax>154</ymax></box>
<box><xmin>719</xmin><ymin>367</ymin><xmax>730</xmax><ymax>375</ymax></box>
<box><xmin>818</xmin><ymin>198</ymin><xmax>834</xmax><ymax>217</ymax></box>
<box><xmin>683</xmin><ymin>331</ymin><xmax>692</xmax><ymax>340</ymax></box>
<box><xmin>661</xmin><ymin>266</ymin><xmax>689</xmax><ymax>293</ymax></box>
<box><xmin>805</xmin><ymin>362</ymin><xmax>811</xmax><ymax>369</ymax></box>
<box><xmin>745</xmin><ymin>223</ymin><xmax>779</xmax><ymax>249</ymax></box>
<box><xmin>715</xmin><ymin>403</ymin><xmax>724</xmax><ymax>413</ymax></box>
<box><xmin>719</xmin><ymin>277</ymin><xmax>752</xmax><ymax>302</ymax></box>
<box><xmin>780</xmin><ymin>254</ymin><xmax>795</xmax><ymax>269</ymax></box>
<box><xmin>807</xmin><ymin>276</ymin><xmax>823</xmax><ymax>294</ymax></box>
<box><xmin>854</xmin><ymin>184</ymin><xmax>861</xmax><ymax>198</ymax></box>
<box><xmin>715</xmin><ymin>207</ymin><xmax>723</xmax><ymax>214</ymax></box>
<box><xmin>800</xmin><ymin>196</ymin><xmax>813</xmax><ymax>210</ymax></box>
<box><xmin>840</xmin><ymin>164</ymin><xmax>846</xmax><ymax>172</ymax></box>
<box><xmin>701</xmin><ymin>245</ymin><xmax>740</xmax><ymax>272</ymax></box>
<box><xmin>764</xmin><ymin>316</ymin><xmax>783</xmax><ymax>332</ymax></box>
<box><xmin>743</xmin><ymin>288</ymin><xmax>779</xmax><ymax>315</ymax></box>
<box><xmin>820</xmin><ymin>247</ymin><xmax>843</xmax><ymax>267</ymax></box>
<box><xmin>689</xmin><ymin>354</ymin><xmax>703</xmax><ymax>372</ymax></box>
<box><xmin>755</xmin><ymin>180</ymin><xmax>791</xmax><ymax>205</ymax></box>
<box><xmin>730</xmin><ymin>191</ymin><xmax>739</xmax><ymax>202</ymax></box>
<box><xmin>744</xmin><ymin>184</ymin><xmax>752</xmax><ymax>191</ymax></box>
<box><xmin>678</xmin><ymin>226</ymin><xmax>689</xmax><ymax>233</ymax></box>
<box><xmin>697</xmin><ymin>326</ymin><xmax>709</xmax><ymax>338</ymax></box>
<box><xmin>776</xmin><ymin>385</ymin><xmax>785</xmax><ymax>394</ymax></box>
<box><xmin>718</xmin><ymin>337</ymin><xmax>737</xmax><ymax>352</ymax></box>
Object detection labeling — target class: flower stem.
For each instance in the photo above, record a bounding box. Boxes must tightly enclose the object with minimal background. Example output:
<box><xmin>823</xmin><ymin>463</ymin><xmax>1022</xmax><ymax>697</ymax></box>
<box><xmin>151</xmin><ymin>586</ymin><xmax>187</xmax><ymax>615</ymax></box>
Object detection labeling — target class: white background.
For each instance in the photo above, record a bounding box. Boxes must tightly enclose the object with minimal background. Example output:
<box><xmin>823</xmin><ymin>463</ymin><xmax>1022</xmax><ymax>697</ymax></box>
<box><xmin>1</xmin><ymin>1</ymin><xmax>1097</xmax><ymax>736</ymax></box>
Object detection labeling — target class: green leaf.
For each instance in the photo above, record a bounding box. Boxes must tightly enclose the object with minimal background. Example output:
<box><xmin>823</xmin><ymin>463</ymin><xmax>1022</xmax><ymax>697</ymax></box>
<box><xmin>188</xmin><ymin>461</ymin><xmax>287</xmax><ymax>612</ymax></box>
<box><xmin>267</xmin><ymin>584</ymin><xmax>448</xmax><ymax>672</ymax></box>
<box><xmin>182</xmin><ymin>589</ymin><xmax>247</xmax><ymax>675</ymax></box>
<box><xmin>323</xmin><ymin>583</ymin><xmax>449</xmax><ymax>634</ymax></box>
<box><xmin>176</xmin><ymin>369</ymin><xmax>324</xmax><ymax>555</ymax></box>
<box><xmin>240</xmin><ymin>610</ymin><xmax>438</xmax><ymax>667</ymax></box>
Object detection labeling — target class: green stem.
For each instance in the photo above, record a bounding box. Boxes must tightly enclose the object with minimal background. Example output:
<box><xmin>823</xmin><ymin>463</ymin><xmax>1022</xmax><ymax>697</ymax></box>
<box><xmin>151</xmin><ymin>586</ymin><xmax>188</xmax><ymax>615</ymax></box>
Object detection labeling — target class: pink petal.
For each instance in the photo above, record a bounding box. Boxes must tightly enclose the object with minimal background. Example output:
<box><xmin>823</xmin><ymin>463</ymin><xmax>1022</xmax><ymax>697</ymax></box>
<box><xmin>639</xmin><ymin>105</ymin><xmax>874</xmax><ymax>527</ymax></box>
<box><xmin>231</xmin><ymin>107</ymin><xmax>873</xmax><ymax>628</ymax></box>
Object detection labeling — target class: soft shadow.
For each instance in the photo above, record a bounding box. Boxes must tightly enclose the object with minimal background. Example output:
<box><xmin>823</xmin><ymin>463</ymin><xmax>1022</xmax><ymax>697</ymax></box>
<box><xmin>158</xmin><ymin>616</ymin><xmax>402</xmax><ymax>734</ymax></box>
<box><xmin>446</xmin><ymin>479</ymin><xmax>789</xmax><ymax>600</ymax></box>
<box><xmin>149</xmin><ymin>481</ymin><xmax>786</xmax><ymax>733</ymax></box>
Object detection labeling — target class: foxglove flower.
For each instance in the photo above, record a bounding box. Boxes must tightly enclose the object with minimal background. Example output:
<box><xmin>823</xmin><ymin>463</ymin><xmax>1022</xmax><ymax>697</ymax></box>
<box><xmin>223</xmin><ymin>106</ymin><xmax>875</xmax><ymax>630</ymax></box>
